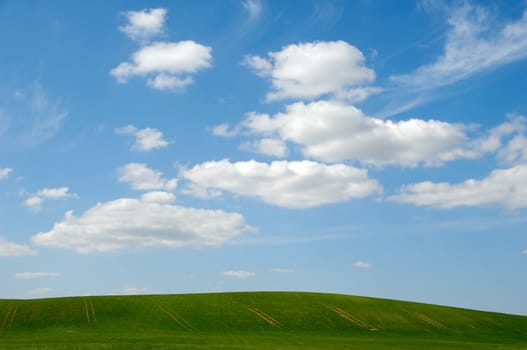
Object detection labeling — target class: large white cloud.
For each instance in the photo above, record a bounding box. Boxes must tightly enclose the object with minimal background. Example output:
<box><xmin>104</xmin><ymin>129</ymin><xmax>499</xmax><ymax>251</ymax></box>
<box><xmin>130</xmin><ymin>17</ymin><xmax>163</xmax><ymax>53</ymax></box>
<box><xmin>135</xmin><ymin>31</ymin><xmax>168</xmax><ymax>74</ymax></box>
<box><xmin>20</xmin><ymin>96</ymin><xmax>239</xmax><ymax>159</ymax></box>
<box><xmin>180</xmin><ymin>159</ymin><xmax>382</xmax><ymax>208</ymax></box>
<box><xmin>118</xmin><ymin>163</ymin><xmax>177</xmax><ymax>191</ymax></box>
<box><xmin>115</xmin><ymin>125</ymin><xmax>170</xmax><ymax>152</ymax></box>
<box><xmin>244</xmin><ymin>41</ymin><xmax>375</xmax><ymax>101</ymax></box>
<box><xmin>31</xmin><ymin>197</ymin><xmax>254</xmax><ymax>253</ymax></box>
<box><xmin>0</xmin><ymin>237</ymin><xmax>37</xmax><ymax>257</ymax></box>
<box><xmin>119</xmin><ymin>8</ymin><xmax>167</xmax><ymax>43</ymax></box>
<box><xmin>236</xmin><ymin>100</ymin><xmax>475</xmax><ymax>166</ymax></box>
<box><xmin>110</xmin><ymin>41</ymin><xmax>212</xmax><ymax>91</ymax></box>
<box><xmin>391</xmin><ymin>165</ymin><xmax>527</xmax><ymax>209</ymax></box>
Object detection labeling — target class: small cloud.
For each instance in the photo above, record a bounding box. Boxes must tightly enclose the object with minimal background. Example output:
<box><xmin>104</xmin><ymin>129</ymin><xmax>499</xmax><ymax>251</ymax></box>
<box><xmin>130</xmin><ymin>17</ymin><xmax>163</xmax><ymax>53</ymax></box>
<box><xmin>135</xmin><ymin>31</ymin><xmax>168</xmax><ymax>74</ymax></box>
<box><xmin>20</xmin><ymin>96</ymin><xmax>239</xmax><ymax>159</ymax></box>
<box><xmin>240</xmin><ymin>138</ymin><xmax>289</xmax><ymax>158</ymax></box>
<box><xmin>222</xmin><ymin>270</ymin><xmax>256</xmax><ymax>278</ymax></box>
<box><xmin>523</xmin><ymin>249</ymin><xmax>527</xmax><ymax>255</ymax></box>
<box><xmin>242</xmin><ymin>0</ymin><xmax>262</xmax><ymax>22</ymax></box>
<box><xmin>119</xmin><ymin>8</ymin><xmax>167</xmax><ymax>43</ymax></box>
<box><xmin>210</xmin><ymin>123</ymin><xmax>240</xmax><ymax>137</ymax></box>
<box><xmin>15</xmin><ymin>272</ymin><xmax>60</xmax><ymax>279</ymax></box>
<box><xmin>0</xmin><ymin>168</ymin><xmax>13</xmax><ymax>180</ymax></box>
<box><xmin>118</xmin><ymin>163</ymin><xmax>177</xmax><ymax>191</ymax></box>
<box><xmin>27</xmin><ymin>287</ymin><xmax>54</xmax><ymax>295</ymax></box>
<box><xmin>0</xmin><ymin>237</ymin><xmax>37</xmax><ymax>257</ymax></box>
<box><xmin>270</xmin><ymin>268</ymin><xmax>294</xmax><ymax>273</ymax></box>
<box><xmin>354</xmin><ymin>261</ymin><xmax>373</xmax><ymax>269</ymax></box>
<box><xmin>24</xmin><ymin>187</ymin><xmax>78</xmax><ymax>212</ymax></box>
<box><xmin>140</xmin><ymin>191</ymin><xmax>176</xmax><ymax>203</ymax></box>
<box><xmin>115</xmin><ymin>125</ymin><xmax>170</xmax><ymax>152</ymax></box>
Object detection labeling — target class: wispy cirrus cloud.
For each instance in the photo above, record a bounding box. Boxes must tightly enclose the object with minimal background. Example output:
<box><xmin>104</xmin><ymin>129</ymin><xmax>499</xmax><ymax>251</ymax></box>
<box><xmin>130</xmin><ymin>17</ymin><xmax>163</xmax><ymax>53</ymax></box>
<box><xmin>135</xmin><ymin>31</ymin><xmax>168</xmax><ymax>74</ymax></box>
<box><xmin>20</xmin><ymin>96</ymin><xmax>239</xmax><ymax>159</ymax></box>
<box><xmin>0</xmin><ymin>83</ymin><xmax>67</xmax><ymax>148</ymax></box>
<box><xmin>15</xmin><ymin>272</ymin><xmax>60</xmax><ymax>279</ymax></box>
<box><xmin>382</xmin><ymin>2</ymin><xmax>527</xmax><ymax>116</ymax></box>
<box><xmin>241</xmin><ymin>0</ymin><xmax>262</xmax><ymax>22</ymax></box>
<box><xmin>222</xmin><ymin>270</ymin><xmax>256</xmax><ymax>278</ymax></box>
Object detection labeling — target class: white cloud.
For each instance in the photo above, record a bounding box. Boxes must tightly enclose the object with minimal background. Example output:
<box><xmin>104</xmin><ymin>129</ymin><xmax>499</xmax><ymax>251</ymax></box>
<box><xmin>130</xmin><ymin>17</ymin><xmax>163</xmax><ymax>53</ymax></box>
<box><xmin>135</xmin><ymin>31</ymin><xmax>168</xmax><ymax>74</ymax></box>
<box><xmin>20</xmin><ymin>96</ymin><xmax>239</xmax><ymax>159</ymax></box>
<box><xmin>392</xmin><ymin>165</ymin><xmax>527</xmax><ymax>209</ymax></box>
<box><xmin>241</xmin><ymin>0</ymin><xmax>262</xmax><ymax>22</ymax></box>
<box><xmin>25</xmin><ymin>196</ymin><xmax>44</xmax><ymax>212</ymax></box>
<box><xmin>270</xmin><ymin>268</ymin><xmax>294</xmax><ymax>273</ymax></box>
<box><xmin>222</xmin><ymin>270</ymin><xmax>256</xmax><ymax>278</ymax></box>
<box><xmin>243</xmin><ymin>41</ymin><xmax>375</xmax><ymax>101</ymax></box>
<box><xmin>15</xmin><ymin>272</ymin><xmax>60</xmax><ymax>279</ymax></box>
<box><xmin>140</xmin><ymin>191</ymin><xmax>176</xmax><ymax>203</ymax></box>
<box><xmin>37</xmin><ymin>187</ymin><xmax>77</xmax><ymax>199</ymax></box>
<box><xmin>523</xmin><ymin>249</ymin><xmax>527</xmax><ymax>255</ymax></box>
<box><xmin>115</xmin><ymin>125</ymin><xmax>170</xmax><ymax>152</ymax></box>
<box><xmin>27</xmin><ymin>287</ymin><xmax>54</xmax><ymax>295</ymax></box>
<box><xmin>0</xmin><ymin>83</ymin><xmax>66</xmax><ymax>148</ymax></box>
<box><xmin>31</xmin><ymin>197</ymin><xmax>254</xmax><ymax>254</ymax></box>
<box><xmin>354</xmin><ymin>261</ymin><xmax>373</xmax><ymax>269</ymax></box>
<box><xmin>498</xmin><ymin>135</ymin><xmax>527</xmax><ymax>165</ymax></box>
<box><xmin>181</xmin><ymin>159</ymin><xmax>382</xmax><ymax>209</ymax></box>
<box><xmin>119</xmin><ymin>8</ymin><xmax>167</xmax><ymax>43</ymax></box>
<box><xmin>110</xmin><ymin>41</ymin><xmax>212</xmax><ymax>91</ymax></box>
<box><xmin>210</xmin><ymin>123</ymin><xmax>240</xmax><ymax>137</ymax></box>
<box><xmin>0</xmin><ymin>167</ymin><xmax>13</xmax><ymax>180</ymax></box>
<box><xmin>237</xmin><ymin>100</ymin><xmax>475</xmax><ymax>166</ymax></box>
<box><xmin>0</xmin><ymin>237</ymin><xmax>37</xmax><ymax>257</ymax></box>
<box><xmin>24</xmin><ymin>187</ymin><xmax>77</xmax><ymax>212</ymax></box>
<box><xmin>118</xmin><ymin>163</ymin><xmax>177</xmax><ymax>191</ymax></box>
<box><xmin>240</xmin><ymin>138</ymin><xmax>288</xmax><ymax>158</ymax></box>
<box><xmin>392</xmin><ymin>4</ymin><xmax>527</xmax><ymax>91</ymax></box>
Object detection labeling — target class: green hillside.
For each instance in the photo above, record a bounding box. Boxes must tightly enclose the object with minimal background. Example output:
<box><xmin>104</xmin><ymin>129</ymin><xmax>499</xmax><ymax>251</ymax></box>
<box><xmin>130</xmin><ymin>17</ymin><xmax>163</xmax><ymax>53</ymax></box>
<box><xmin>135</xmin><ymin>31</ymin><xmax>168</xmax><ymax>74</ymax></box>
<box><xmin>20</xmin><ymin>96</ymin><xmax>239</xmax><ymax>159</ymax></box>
<box><xmin>0</xmin><ymin>292</ymin><xmax>526</xmax><ymax>349</ymax></box>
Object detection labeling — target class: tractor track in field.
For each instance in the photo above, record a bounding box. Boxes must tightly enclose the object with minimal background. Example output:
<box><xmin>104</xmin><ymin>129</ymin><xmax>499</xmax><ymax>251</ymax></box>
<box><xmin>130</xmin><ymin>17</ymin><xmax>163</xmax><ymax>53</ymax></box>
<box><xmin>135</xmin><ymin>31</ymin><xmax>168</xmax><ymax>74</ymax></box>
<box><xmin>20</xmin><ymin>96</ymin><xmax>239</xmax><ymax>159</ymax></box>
<box><xmin>245</xmin><ymin>306</ymin><xmax>282</xmax><ymax>328</ymax></box>
<box><xmin>326</xmin><ymin>305</ymin><xmax>375</xmax><ymax>330</ymax></box>
<box><xmin>83</xmin><ymin>298</ymin><xmax>96</xmax><ymax>326</ymax></box>
<box><xmin>152</xmin><ymin>299</ymin><xmax>194</xmax><ymax>330</ymax></box>
<box><xmin>1</xmin><ymin>305</ymin><xmax>19</xmax><ymax>335</ymax></box>
<box><xmin>415</xmin><ymin>313</ymin><xmax>446</xmax><ymax>329</ymax></box>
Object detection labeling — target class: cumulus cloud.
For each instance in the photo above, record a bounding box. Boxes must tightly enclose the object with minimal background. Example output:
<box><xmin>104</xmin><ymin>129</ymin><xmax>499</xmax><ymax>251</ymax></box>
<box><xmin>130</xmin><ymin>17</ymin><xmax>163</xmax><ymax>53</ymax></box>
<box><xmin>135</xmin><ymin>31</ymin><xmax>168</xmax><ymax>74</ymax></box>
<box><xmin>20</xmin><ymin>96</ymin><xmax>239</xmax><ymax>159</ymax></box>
<box><xmin>140</xmin><ymin>191</ymin><xmax>176</xmax><ymax>203</ymax></box>
<box><xmin>241</xmin><ymin>0</ymin><xmax>262</xmax><ymax>22</ymax></box>
<box><xmin>119</xmin><ymin>8</ymin><xmax>167</xmax><ymax>43</ymax></box>
<box><xmin>210</xmin><ymin>123</ymin><xmax>241</xmax><ymax>137</ymax></box>
<box><xmin>31</xmin><ymin>197</ymin><xmax>254</xmax><ymax>254</ymax></box>
<box><xmin>15</xmin><ymin>272</ymin><xmax>60</xmax><ymax>279</ymax></box>
<box><xmin>391</xmin><ymin>165</ymin><xmax>527</xmax><ymax>209</ymax></box>
<box><xmin>110</xmin><ymin>41</ymin><xmax>212</xmax><ymax>91</ymax></box>
<box><xmin>354</xmin><ymin>261</ymin><xmax>373</xmax><ymax>269</ymax></box>
<box><xmin>391</xmin><ymin>3</ymin><xmax>527</xmax><ymax>96</ymax></box>
<box><xmin>24</xmin><ymin>187</ymin><xmax>78</xmax><ymax>212</ymax></box>
<box><xmin>243</xmin><ymin>41</ymin><xmax>375</xmax><ymax>101</ymax></box>
<box><xmin>236</xmin><ymin>100</ymin><xmax>475</xmax><ymax>166</ymax></box>
<box><xmin>115</xmin><ymin>125</ymin><xmax>170</xmax><ymax>152</ymax></box>
<box><xmin>118</xmin><ymin>163</ymin><xmax>177</xmax><ymax>191</ymax></box>
<box><xmin>0</xmin><ymin>237</ymin><xmax>37</xmax><ymax>257</ymax></box>
<box><xmin>240</xmin><ymin>138</ymin><xmax>288</xmax><ymax>158</ymax></box>
<box><xmin>181</xmin><ymin>159</ymin><xmax>382</xmax><ymax>208</ymax></box>
<box><xmin>0</xmin><ymin>167</ymin><xmax>13</xmax><ymax>180</ymax></box>
<box><xmin>222</xmin><ymin>270</ymin><xmax>256</xmax><ymax>278</ymax></box>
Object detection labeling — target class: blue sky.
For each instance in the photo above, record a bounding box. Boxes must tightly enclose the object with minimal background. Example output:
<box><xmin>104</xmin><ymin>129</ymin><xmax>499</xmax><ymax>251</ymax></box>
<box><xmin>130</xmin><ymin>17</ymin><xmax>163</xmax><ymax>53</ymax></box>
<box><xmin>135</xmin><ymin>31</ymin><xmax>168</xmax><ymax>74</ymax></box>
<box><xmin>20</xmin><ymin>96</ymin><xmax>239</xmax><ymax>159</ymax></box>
<box><xmin>1</xmin><ymin>0</ymin><xmax>527</xmax><ymax>315</ymax></box>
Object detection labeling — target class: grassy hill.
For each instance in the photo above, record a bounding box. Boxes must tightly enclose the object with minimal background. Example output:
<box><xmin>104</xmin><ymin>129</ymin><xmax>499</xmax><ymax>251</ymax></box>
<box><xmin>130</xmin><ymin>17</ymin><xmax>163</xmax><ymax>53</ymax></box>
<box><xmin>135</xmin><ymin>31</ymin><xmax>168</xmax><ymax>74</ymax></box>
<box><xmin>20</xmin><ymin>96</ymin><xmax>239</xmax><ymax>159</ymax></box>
<box><xmin>0</xmin><ymin>292</ymin><xmax>526</xmax><ymax>349</ymax></box>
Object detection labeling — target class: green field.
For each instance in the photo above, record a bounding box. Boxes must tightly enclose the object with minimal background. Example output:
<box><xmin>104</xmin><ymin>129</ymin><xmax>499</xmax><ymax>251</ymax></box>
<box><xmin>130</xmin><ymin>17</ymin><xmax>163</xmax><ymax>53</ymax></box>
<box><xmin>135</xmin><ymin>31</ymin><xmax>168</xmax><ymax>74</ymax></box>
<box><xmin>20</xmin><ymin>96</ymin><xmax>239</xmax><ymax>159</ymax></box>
<box><xmin>0</xmin><ymin>292</ymin><xmax>526</xmax><ymax>349</ymax></box>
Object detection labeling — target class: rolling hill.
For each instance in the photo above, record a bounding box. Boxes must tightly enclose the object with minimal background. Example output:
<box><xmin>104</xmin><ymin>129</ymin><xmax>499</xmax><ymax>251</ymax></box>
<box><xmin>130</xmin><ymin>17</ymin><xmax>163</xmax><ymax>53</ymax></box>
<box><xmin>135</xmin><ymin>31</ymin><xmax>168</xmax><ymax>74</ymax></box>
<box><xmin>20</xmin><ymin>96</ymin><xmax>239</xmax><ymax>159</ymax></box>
<box><xmin>1</xmin><ymin>292</ymin><xmax>526</xmax><ymax>349</ymax></box>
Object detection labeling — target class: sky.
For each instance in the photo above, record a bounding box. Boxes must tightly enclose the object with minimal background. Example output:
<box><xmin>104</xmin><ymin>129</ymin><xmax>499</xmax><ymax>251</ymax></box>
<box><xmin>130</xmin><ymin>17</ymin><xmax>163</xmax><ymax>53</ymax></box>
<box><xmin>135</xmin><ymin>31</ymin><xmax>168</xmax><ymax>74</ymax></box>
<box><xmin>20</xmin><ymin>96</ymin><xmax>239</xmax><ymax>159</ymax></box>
<box><xmin>1</xmin><ymin>0</ymin><xmax>526</xmax><ymax>315</ymax></box>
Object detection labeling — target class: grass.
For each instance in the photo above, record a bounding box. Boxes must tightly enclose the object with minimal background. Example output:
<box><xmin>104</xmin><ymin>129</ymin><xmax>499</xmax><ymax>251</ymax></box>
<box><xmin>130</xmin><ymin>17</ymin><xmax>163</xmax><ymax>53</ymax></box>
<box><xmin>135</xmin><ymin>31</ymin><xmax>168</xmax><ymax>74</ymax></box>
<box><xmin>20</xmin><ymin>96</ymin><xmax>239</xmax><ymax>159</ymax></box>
<box><xmin>0</xmin><ymin>292</ymin><xmax>526</xmax><ymax>349</ymax></box>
